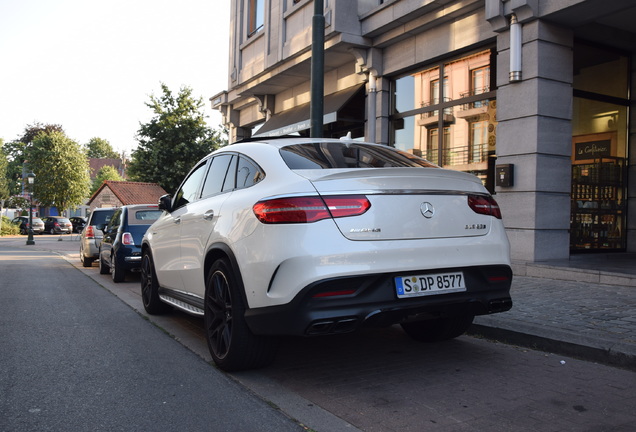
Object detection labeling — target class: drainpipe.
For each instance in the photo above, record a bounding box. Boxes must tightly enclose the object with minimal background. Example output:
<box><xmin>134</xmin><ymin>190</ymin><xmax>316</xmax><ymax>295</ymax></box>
<box><xmin>509</xmin><ymin>14</ymin><xmax>522</xmax><ymax>82</ymax></box>
<box><xmin>310</xmin><ymin>0</ymin><xmax>325</xmax><ymax>138</ymax></box>
<box><xmin>367</xmin><ymin>71</ymin><xmax>377</xmax><ymax>143</ymax></box>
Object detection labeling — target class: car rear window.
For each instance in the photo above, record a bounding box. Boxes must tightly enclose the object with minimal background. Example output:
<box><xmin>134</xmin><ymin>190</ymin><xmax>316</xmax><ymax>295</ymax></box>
<box><xmin>279</xmin><ymin>142</ymin><xmax>438</xmax><ymax>169</ymax></box>
<box><xmin>89</xmin><ymin>210</ymin><xmax>114</xmax><ymax>226</ymax></box>
<box><xmin>128</xmin><ymin>210</ymin><xmax>162</xmax><ymax>225</ymax></box>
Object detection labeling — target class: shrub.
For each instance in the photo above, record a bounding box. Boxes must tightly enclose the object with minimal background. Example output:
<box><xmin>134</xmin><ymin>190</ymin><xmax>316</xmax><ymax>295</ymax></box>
<box><xmin>1</xmin><ymin>215</ymin><xmax>20</xmax><ymax>236</ymax></box>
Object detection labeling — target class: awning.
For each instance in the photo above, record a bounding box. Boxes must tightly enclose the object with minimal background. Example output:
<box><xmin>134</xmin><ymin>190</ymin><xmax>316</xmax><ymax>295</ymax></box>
<box><xmin>253</xmin><ymin>85</ymin><xmax>364</xmax><ymax>137</ymax></box>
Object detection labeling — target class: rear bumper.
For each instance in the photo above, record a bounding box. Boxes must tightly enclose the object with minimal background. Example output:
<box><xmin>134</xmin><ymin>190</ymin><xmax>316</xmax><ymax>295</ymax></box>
<box><xmin>244</xmin><ymin>264</ymin><xmax>512</xmax><ymax>336</ymax></box>
<box><xmin>115</xmin><ymin>246</ymin><xmax>143</xmax><ymax>271</ymax></box>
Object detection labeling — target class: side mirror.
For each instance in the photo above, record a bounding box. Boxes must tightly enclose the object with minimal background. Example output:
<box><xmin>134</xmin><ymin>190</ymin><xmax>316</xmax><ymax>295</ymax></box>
<box><xmin>158</xmin><ymin>194</ymin><xmax>173</xmax><ymax>212</ymax></box>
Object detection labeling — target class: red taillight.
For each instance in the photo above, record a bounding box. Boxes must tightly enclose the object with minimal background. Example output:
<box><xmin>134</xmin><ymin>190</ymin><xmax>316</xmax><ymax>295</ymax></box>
<box><xmin>121</xmin><ymin>232</ymin><xmax>135</xmax><ymax>245</ymax></box>
<box><xmin>468</xmin><ymin>194</ymin><xmax>502</xmax><ymax>219</ymax></box>
<box><xmin>324</xmin><ymin>196</ymin><xmax>371</xmax><ymax>218</ymax></box>
<box><xmin>85</xmin><ymin>226</ymin><xmax>95</xmax><ymax>239</ymax></box>
<box><xmin>253</xmin><ymin>195</ymin><xmax>370</xmax><ymax>224</ymax></box>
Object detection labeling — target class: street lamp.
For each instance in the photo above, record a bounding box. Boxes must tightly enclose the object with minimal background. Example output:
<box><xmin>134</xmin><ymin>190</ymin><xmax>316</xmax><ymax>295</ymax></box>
<box><xmin>26</xmin><ymin>172</ymin><xmax>36</xmax><ymax>246</ymax></box>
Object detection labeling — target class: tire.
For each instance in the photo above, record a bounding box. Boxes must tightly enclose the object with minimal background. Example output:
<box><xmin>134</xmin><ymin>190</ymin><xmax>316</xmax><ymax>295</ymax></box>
<box><xmin>81</xmin><ymin>255</ymin><xmax>94</xmax><ymax>268</ymax></box>
<box><xmin>140</xmin><ymin>250</ymin><xmax>171</xmax><ymax>314</ymax></box>
<box><xmin>49</xmin><ymin>228</ymin><xmax>55</xmax><ymax>234</ymax></box>
<box><xmin>401</xmin><ymin>314</ymin><xmax>475</xmax><ymax>342</ymax></box>
<box><xmin>21</xmin><ymin>228</ymin><xmax>27</xmax><ymax>235</ymax></box>
<box><xmin>204</xmin><ymin>258</ymin><xmax>278</xmax><ymax>372</ymax></box>
<box><xmin>98</xmin><ymin>253</ymin><xmax>109</xmax><ymax>275</ymax></box>
<box><xmin>111</xmin><ymin>254</ymin><xmax>125</xmax><ymax>283</ymax></box>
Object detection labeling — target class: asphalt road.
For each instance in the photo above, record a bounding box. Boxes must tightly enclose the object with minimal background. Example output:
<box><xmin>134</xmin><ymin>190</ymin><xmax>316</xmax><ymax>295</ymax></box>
<box><xmin>2</xmin><ymin>235</ymin><xmax>636</xmax><ymax>431</ymax></box>
<box><xmin>0</xmin><ymin>245</ymin><xmax>304</xmax><ymax>432</ymax></box>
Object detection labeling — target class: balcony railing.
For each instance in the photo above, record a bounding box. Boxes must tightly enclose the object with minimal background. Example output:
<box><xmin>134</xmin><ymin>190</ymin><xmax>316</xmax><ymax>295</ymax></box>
<box><xmin>425</xmin><ymin>143</ymin><xmax>490</xmax><ymax>166</ymax></box>
<box><xmin>419</xmin><ymin>98</ymin><xmax>453</xmax><ymax>118</ymax></box>
<box><xmin>458</xmin><ymin>87</ymin><xmax>491</xmax><ymax>111</ymax></box>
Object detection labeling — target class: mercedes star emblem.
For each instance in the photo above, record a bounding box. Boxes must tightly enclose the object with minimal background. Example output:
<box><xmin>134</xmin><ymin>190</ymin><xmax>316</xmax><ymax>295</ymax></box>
<box><xmin>420</xmin><ymin>202</ymin><xmax>435</xmax><ymax>218</ymax></box>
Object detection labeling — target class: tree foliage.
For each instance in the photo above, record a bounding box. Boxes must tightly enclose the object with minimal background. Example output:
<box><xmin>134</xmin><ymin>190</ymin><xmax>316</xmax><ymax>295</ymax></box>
<box><xmin>5</xmin><ymin>195</ymin><xmax>29</xmax><ymax>209</ymax></box>
<box><xmin>2</xmin><ymin>123</ymin><xmax>66</xmax><ymax>196</ymax></box>
<box><xmin>19</xmin><ymin>122</ymin><xmax>65</xmax><ymax>145</ymax></box>
<box><xmin>90</xmin><ymin>165</ymin><xmax>124</xmax><ymax>195</ymax></box>
<box><xmin>127</xmin><ymin>83</ymin><xmax>226</xmax><ymax>193</ymax></box>
<box><xmin>28</xmin><ymin>131</ymin><xmax>91</xmax><ymax>210</ymax></box>
<box><xmin>85</xmin><ymin>137</ymin><xmax>119</xmax><ymax>159</ymax></box>
<box><xmin>0</xmin><ymin>141</ymin><xmax>10</xmax><ymax>202</ymax></box>
<box><xmin>2</xmin><ymin>139</ymin><xmax>27</xmax><ymax>196</ymax></box>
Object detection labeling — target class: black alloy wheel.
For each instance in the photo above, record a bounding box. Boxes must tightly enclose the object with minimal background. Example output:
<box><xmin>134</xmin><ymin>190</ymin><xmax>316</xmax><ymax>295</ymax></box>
<box><xmin>204</xmin><ymin>258</ymin><xmax>278</xmax><ymax>372</ymax></box>
<box><xmin>140</xmin><ymin>251</ymin><xmax>170</xmax><ymax>314</ymax></box>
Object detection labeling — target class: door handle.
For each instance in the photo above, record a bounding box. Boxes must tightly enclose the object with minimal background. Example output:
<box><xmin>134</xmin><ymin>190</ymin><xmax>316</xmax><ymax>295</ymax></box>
<box><xmin>203</xmin><ymin>210</ymin><xmax>215</xmax><ymax>221</ymax></box>
<box><xmin>173</xmin><ymin>217</ymin><xmax>181</xmax><ymax>224</ymax></box>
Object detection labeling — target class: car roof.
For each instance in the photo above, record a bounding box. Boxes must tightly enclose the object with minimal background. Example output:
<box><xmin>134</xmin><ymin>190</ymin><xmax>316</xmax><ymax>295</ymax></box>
<box><xmin>225</xmin><ymin>137</ymin><xmax>378</xmax><ymax>151</ymax></box>
<box><xmin>120</xmin><ymin>204</ymin><xmax>159</xmax><ymax>209</ymax></box>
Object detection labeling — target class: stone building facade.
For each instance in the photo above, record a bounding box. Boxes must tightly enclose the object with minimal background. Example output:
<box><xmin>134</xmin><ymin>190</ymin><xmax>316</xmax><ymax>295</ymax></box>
<box><xmin>212</xmin><ymin>0</ymin><xmax>636</xmax><ymax>262</ymax></box>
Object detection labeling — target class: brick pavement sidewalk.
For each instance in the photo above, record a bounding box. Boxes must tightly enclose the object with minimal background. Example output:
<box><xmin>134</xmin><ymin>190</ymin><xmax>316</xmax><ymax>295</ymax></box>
<box><xmin>471</xmin><ymin>274</ymin><xmax>636</xmax><ymax>371</ymax></box>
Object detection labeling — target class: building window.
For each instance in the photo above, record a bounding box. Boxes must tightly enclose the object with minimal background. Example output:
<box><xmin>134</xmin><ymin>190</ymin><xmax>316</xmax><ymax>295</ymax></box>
<box><xmin>471</xmin><ymin>66</ymin><xmax>490</xmax><ymax>108</ymax></box>
<box><xmin>427</xmin><ymin>127</ymin><xmax>451</xmax><ymax>164</ymax></box>
<box><xmin>390</xmin><ymin>49</ymin><xmax>496</xmax><ymax>188</ymax></box>
<box><xmin>248</xmin><ymin>0</ymin><xmax>264</xmax><ymax>36</ymax></box>
<box><xmin>470</xmin><ymin>120</ymin><xmax>488</xmax><ymax>163</ymax></box>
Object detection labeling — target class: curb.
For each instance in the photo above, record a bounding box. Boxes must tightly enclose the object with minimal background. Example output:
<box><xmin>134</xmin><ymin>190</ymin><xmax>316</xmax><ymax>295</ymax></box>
<box><xmin>468</xmin><ymin>323</ymin><xmax>636</xmax><ymax>372</ymax></box>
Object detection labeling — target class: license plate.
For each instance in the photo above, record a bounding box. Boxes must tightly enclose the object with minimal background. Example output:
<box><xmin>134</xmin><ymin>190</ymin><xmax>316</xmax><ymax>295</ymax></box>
<box><xmin>395</xmin><ymin>272</ymin><xmax>466</xmax><ymax>298</ymax></box>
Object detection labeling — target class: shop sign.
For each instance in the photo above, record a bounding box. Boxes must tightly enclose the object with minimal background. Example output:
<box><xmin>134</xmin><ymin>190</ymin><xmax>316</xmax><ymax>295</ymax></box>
<box><xmin>574</xmin><ymin>140</ymin><xmax>611</xmax><ymax>161</ymax></box>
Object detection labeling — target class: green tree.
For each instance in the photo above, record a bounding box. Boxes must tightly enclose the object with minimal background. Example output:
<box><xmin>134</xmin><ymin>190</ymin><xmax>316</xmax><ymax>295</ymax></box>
<box><xmin>0</xmin><ymin>142</ymin><xmax>11</xmax><ymax>236</ymax></box>
<box><xmin>5</xmin><ymin>196</ymin><xmax>29</xmax><ymax>209</ymax></box>
<box><xmin>0</xmin><ymin>140</ymin><xmax>10</xmax><ymax>202</ymax></box>
<box><xmin>28</xmin><ymin>131</ymin><xmax>91</xmax><ymax>211</ymax></box>
<box><xmin>19</xmin><ymin>122</ymin><xmax>65</xmax><ymax>145</ymax></box>
<box><xmin>85</xmin><ymin>137</ymin><xmax>119</xmax><ymax>159</ymax></box>
<box><xmin>2</xmin><ymin>139</ymin><xmax>27</xmax><ymax>196</ymax></box>
<box><xmin>127</xmin><ymin>83</ymin><xmax>226</xmax><ymax>193</ymax></box>
<box><xmin>90</xmin><ymin>165</ymin><xmax>124</xmax><ymax>195</ymax></box>
<box><xmin>2</xmin><ymin>123</ymin><xmax>65</xmax><ymax>196</ymax></box>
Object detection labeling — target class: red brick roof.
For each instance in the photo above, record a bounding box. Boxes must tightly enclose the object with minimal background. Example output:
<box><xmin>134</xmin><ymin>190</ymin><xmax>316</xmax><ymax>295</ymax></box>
<box><xmin>88</xmin><ymin>181</ymin><xmax>167</xmax><ymax>206</ymax></box>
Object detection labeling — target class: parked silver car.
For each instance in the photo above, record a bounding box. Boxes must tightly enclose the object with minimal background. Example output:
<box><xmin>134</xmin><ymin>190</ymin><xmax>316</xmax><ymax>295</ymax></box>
<box><xmin>11</xmin><ymin>216</ymin><xmax>45</xmax><ymax>235</ymax></box>
<box><xmin>79</xmin><ymin>208</ymin><xmax>116</xmax><ymax>267</ymax></box>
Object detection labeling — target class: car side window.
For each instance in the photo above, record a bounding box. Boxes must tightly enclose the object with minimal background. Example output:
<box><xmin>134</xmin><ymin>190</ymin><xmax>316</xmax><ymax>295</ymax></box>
<box><xmin>108</xmin><ymin>209</ymin><xmax>122</xmax><ymax>232</ymax></box>
<box><xmin>201</xmin><ymin>154</ymin><xmax>234</xmax><ymax>198</ymax></box>
<box><xmin>236</xmin><ymin>156</ymin><xmax>264</xmax><ymax>189</ymax></box>
<box><xmin>173</xmin><ymin>162</ymin><xmax>207</xmax><ymax>209</ymax></box>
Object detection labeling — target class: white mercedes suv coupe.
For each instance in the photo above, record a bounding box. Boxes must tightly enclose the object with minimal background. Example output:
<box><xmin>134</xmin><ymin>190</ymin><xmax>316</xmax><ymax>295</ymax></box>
<box><xmin>141</xmin><ymin>138</ymin><xmax>513</xmax><ymax>371</ymax></box>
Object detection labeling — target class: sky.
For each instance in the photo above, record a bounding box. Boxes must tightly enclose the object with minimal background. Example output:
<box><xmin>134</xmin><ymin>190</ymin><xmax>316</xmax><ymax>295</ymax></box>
<box><xmin>0</xmin><ymin>0</ymin><xmax>230</xmax><ymax>156</ymax></box>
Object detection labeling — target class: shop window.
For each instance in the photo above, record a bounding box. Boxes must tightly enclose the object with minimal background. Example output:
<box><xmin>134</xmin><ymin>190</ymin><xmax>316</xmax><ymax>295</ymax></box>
<box><xmin>570</xmin><ymin>42</ymin><xmax>629</xmax><ymax>252</ymax></box>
